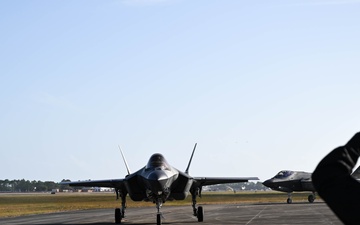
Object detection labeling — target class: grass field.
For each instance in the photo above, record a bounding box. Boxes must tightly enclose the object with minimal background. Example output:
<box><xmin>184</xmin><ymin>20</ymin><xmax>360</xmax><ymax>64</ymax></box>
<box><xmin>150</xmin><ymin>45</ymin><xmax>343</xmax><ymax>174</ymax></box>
<box><xmin>0</xmin><ymin>191</ymin><xmax>319</xmax><ymax>218</ymax></box>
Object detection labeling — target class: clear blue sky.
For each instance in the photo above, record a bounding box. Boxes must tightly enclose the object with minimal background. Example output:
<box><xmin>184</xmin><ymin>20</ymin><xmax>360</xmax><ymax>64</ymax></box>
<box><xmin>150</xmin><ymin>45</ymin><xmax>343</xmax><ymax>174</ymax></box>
<box><xmin>1</xmin><ymin>0</ymin><xmax>360</xmax><ymax>182</ymax></box>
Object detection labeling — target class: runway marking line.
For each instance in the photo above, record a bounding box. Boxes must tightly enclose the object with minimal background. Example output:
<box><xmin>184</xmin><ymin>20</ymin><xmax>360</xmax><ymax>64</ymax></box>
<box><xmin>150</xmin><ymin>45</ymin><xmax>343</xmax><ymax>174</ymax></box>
<box><xmin>245</xmin><ymin>206</ymin><xmax>267</xmax><ymax>225</ymax></box>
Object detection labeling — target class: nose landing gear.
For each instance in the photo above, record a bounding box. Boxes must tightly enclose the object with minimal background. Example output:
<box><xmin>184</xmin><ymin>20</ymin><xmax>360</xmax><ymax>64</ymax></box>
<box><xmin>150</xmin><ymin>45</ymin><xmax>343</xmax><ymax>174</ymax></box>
<box><xmin>156</xmin><ymin>198</ymin><xmax>163</xmax><ymax>225</ymax></box>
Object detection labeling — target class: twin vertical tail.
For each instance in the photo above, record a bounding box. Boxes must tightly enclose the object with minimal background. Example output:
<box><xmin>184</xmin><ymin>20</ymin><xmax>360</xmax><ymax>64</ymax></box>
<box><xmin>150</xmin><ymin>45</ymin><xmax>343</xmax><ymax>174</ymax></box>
<box><xmin>119</xmin><ymin>144</ymin><xmax>196</xmax><ymax>176</ymax></box>
<box><xmin>185</xmin><ymin>143</ymin><xmax>197</xmax><ymax>174</ymax></box>
<box><xmin>118</xmin><ymin>145</ymin><xmax>131</xmax><ymax>175</ymax></box>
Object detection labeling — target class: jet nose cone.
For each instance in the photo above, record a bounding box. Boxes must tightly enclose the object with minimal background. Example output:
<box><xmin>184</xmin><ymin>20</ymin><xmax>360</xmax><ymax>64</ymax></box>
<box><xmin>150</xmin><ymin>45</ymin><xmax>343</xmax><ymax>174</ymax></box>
<box><xmin>262</xmin><ymin>179</ymin><xmax>273</xmax><ymax>188</ymax></box>
<box><xmin>148</xmin><ymin>170</ymin><xmax>168</xmax><ymax>181</ymax></box>
<box><xmin>145</xmin><ymin>170</ymin><xmax>170</xmax><ymax>191</ymax></box>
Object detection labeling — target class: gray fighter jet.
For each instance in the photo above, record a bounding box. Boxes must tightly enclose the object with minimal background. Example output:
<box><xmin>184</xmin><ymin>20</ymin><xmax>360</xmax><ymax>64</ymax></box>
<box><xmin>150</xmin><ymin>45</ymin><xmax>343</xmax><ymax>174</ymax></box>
<box><xmin>262</xmin><ymin>170</ymin><xmax>315</xmax><ymax>204</ymax></box>
<box><xmin>263</xmin><ymin>167</ymin><xmax>360</xmax><ymax>204</ymax></box>
<box><xmin>61</xmin><ymin>144</ymin><xmax>259</xmax><ymax>224</ymax></box>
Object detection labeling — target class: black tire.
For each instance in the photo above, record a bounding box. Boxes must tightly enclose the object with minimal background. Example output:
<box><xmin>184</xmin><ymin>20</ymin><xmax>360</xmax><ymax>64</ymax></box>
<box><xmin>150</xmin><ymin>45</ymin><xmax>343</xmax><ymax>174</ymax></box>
<box><xmin>197</xmin><ymin>206</ymin><xmax>204</xmax><ymax>222</ymax></box>
<box><xmin>287</xmin><ymin>198</ymin><xmax>292</xmax><ymax>204</ymax></box>
<box><xmin>308</xmin><ymin>195</ymin><xmax>315</xmax><ymax>203</ymax></box>
<box><xmin>157</xmin><ymin>213</ymin><xmax>161</xmax><ymax>225</ymax></box>
<box><xmin>115</xmin><ymin>208</ymin><xmax>122</xmax><ymax>224</ymax></box>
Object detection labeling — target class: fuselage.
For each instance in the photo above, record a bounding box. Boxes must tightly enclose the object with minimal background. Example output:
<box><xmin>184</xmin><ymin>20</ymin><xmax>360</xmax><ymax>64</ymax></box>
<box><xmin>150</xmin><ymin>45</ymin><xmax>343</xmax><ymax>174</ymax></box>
<box><xmin>263</xmin><ymin>170</ymin><xmax>315</xmax><ymax>192</ymax></box>
<box><xmin>124</xmin><ymin>153</ymin><xmax>193</xmax><ymax>202</ymax></box>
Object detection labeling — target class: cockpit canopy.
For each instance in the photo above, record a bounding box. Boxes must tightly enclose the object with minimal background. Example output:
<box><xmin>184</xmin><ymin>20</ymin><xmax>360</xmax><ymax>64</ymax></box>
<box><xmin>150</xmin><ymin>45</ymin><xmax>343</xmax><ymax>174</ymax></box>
<box><xmin>146</xmin><ymin>153</ymin><xmax>170</xmax><ymax>170</ymax></box>
<box><xmin>274</xmin><ymin>170</ymin><xmax>293</xmax><ymax>179</ymax></box>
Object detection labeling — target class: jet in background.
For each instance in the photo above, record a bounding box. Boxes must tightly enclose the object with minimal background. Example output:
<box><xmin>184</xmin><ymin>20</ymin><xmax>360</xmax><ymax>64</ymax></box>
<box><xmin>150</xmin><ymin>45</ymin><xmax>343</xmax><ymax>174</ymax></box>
<box><xmin>61</xmin><ymin>144</ymin><xmax>259</xmax><ymax>225</ymax></box>
<box><xmin>262</xmin><ymin>170</ymin><xmax>315</xmax><ymax>204</ymax></box>
<box><xmin>263</xmin><ymin>167</ymin><xmax>360</xmax><ymax>204</ymax></box>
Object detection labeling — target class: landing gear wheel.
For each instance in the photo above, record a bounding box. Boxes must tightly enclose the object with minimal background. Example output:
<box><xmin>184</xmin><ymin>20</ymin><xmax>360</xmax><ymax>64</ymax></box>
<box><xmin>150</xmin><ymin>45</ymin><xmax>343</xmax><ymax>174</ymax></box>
<box><xmin>157</xmin><ymin>213</ymin><xmax>162</xmax><ymax>225</ymax></box>
<box><xmin>287</xmin><ymin>198</ymin><xmax>292</xmax><ymax>204</ymax></box>
<box><xmin>115</xmin><ymin>208</ymin><xmax>122</xmax><ymax>224</ymax></box>
<box><xmin>197</xmin><ymin>206</ymin><xmax>204</xmax><ymax>222</ymax></box>
<box><xmin>308</xmin><ymin>194</ymin><xmax>315</xmax><ymax>203</ymax></box>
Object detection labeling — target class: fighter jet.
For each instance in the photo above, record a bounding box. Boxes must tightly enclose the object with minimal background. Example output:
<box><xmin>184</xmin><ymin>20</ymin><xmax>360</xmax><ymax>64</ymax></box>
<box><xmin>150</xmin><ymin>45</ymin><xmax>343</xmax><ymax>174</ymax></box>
<box><xmin>263</xmin><ymin>167</ymin><xmax>360</xmax><ymax>204</ymax></box>
<box><xmin>262</xmin><ymin>170</ymin><xmax>315</xmax><ymax>204</ymax></box>
<box><xmin>61</xmin><ymin>144</ymin><xmax>259</xmax><ymax>225</ymax></box>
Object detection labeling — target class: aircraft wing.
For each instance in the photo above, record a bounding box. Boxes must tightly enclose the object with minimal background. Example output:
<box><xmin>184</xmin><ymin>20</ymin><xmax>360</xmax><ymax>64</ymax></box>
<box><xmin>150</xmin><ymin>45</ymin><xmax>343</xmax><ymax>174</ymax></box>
<box><xmin>61</xmin><ymin>179</ymin><xmax>125</xmax><ymax>189</ymax></box>
<box><xmin>192</xmin><ymin>177</ymin><xmax>259</xmax><ymax>187</ymax></box>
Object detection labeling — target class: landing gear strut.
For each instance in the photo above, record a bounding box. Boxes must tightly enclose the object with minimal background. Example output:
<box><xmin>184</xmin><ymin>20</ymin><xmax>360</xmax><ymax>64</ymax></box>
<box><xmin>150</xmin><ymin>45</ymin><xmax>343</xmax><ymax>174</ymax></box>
<box><xmin>191</xmin><ymin>187</ymin><xmax>204</xmax><ymax>222</ymax></box>
<box><xmin>115</xmin><ymin>189</ymin><xmax>127</xmax><ymax>224</ymax></box>
<box><xmin>156</xmin><ymin>198</ymin><xmax>163</xmax><ymax>225</ymax></box>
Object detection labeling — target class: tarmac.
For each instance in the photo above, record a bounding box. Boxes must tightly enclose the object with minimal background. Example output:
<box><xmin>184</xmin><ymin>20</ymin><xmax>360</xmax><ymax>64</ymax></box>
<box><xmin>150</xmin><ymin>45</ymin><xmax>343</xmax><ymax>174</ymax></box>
<box><xmin>0</xmin><ymin>202</ymin><xmax>342</xmax><ymax>225</ymax></box>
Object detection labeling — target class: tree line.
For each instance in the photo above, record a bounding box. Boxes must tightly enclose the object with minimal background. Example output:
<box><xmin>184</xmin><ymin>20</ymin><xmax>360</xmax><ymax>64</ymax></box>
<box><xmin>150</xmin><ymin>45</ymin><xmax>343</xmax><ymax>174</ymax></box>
<box><xmin>0</xmin><ymin>179</ymin><xmax>67</xmax><ymax>192</ymax></box>
<box><xmin>0</xmin><ymin>179</ymin><xmax>267</xmax><ymax>192</ymax></box>
<box><xmin>206</xmin><ymin>182</ymin><xmax>267</xmax><ymax>192</ymax></box>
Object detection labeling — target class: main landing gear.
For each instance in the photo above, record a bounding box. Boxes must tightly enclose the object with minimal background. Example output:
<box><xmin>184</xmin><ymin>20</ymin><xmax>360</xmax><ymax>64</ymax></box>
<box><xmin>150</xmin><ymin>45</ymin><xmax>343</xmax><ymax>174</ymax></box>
<box><xmin>115</xmin><ymin>189</ymin><xmax>127</xmax><ymax>224</ymax></box>
<box><xmin>287</xmin><ymin>192</ymin><xmax>292</xmax><ymax>204</ymax></box>
<box><xmin>286</xmin><ymin>192</ymin><xmax>316</xmax><ymax>204</ymax></box>
<box><xmin>114</xmin><ymin>188</ymin><xmax>207</xmax><ymax>224</ymax></box>
<box><xmin>191</xmin><ymin>187</ymin><xmax>204</xmax><ymax>222</ymax></box>
<box><xmin>308</xmin><ymin>192</ymin><xmax>316</xmax><ymax>203</ymax></box>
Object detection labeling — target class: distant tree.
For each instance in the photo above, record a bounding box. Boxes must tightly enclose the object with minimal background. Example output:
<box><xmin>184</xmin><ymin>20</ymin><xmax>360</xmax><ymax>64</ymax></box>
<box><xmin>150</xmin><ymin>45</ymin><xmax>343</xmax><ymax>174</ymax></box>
<box><xmin>44</xmin><ymin>181</ymin><xmax>57</xmax><ymax>191</ymax></box>
<box><xmin>17</xmin><ymin>179</ymin><xmax>31</xmax><ymax>192</ymax></box>
<box><xmin>35</xmin><ymin>180</ymin><xmax>47</xmax><ymax>192</ymax></box>
<box><xmin>59</xmin><ymin>179</ymin><xmax>72</xmax><ymax>191</ymax></box>
<box><xmin>0</xmin><ymin>180</ymin><xmax>10</xmax><ymax>192</ymax></box>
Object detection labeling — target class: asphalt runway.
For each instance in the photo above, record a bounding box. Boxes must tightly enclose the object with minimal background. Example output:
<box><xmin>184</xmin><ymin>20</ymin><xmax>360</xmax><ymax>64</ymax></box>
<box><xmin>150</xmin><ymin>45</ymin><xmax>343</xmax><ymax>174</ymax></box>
<box><xmin>0</xmin><ymin>202</ymin><xmax>342</xmax><ymax>225</ymax></box>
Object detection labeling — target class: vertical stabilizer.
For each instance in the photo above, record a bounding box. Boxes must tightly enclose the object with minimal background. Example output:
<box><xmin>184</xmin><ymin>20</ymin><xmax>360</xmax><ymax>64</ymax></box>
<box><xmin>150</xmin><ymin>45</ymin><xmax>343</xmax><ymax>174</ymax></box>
<box><xmin>118</xmin><ymin>145</ymin><xmax>131</xmax><ymax>175</ymax></box>
<box><xmin>185</xmin><ymin>143</ymin><xmax>197</xmax><ymax>174</ymax></box>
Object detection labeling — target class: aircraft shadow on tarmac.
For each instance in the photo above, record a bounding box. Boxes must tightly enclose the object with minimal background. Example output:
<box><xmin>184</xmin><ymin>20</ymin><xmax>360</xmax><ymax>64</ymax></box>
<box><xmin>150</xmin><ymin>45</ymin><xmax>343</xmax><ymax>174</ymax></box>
<box><xmin>29</xmin><ymin>223</ymin><xmax>197</xmax><ymax>225</ymax></box>
<box><xmin>30</xmin><ymin>224</ymin><xmax>115</xmax><ymax>225</ymax></box>
<box><xmin>253</xmin><ymin>201</ymin><xmax>324</xmax><ymax>206</ymax></box>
